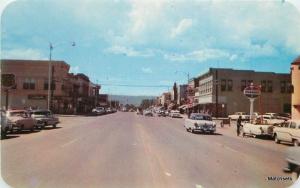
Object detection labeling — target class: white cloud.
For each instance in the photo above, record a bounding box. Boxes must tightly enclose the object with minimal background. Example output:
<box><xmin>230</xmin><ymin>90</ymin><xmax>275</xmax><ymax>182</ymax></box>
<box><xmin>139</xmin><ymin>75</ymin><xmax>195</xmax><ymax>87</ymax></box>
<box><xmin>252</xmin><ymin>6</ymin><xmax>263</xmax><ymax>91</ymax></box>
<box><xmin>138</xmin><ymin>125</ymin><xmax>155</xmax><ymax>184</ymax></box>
<box><xmin>170</xmin><ymin>18</ymin><xmax>193</xmax><ymax>38</ymax></box>
<box><xmin>1</xmin><ymin>48</ymin><xmax>47</xmax><ymax>60</ymax></box>
<box><xmin>70</xmin><ymin>66</ymin><xmax>80</xmax><ymax>74</ymax></box>
<box><xmin>164</xmin><ymin>49</ymin><xmax>235</xmax><ymax>62</ymax></box>
<box><xmin>105</xmin><ymin>46</ymin><xmax>154</xmax><ymax>57</ymax></box>
<box><xmin>141</xmin><ymin>67</ymin><xmax>153</xmax><ymax>74</ymax></box>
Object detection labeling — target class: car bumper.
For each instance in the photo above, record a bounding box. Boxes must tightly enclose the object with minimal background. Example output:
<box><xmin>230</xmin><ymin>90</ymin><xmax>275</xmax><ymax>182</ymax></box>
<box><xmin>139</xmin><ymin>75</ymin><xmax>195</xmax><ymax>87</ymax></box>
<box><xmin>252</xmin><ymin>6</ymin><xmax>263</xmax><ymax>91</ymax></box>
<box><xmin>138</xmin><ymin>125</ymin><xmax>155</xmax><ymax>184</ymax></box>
<box><xmin>194</xmin><ymin>127</ymin><xmax>216</xmax><ymax>133</ymax></box>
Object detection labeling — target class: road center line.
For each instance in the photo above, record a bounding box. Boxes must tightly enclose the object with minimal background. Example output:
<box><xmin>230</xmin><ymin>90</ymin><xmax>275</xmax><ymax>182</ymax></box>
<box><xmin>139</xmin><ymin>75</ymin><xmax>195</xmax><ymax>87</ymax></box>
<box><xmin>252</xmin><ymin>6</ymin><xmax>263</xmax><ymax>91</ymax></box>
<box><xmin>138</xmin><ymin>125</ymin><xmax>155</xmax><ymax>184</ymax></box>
<box><xmin>60</xmin><ymin>138</ymin><xmax>78</xmax><ymax>148</ymax></box>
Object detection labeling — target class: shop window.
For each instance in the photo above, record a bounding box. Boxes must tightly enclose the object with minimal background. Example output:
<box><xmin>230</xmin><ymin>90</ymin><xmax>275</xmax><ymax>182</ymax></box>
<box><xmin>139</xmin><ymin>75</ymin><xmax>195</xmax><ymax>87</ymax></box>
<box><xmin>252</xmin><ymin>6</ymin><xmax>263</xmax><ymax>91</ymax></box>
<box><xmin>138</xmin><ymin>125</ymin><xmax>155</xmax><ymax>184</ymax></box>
<box><xmin>221</xmin><ymin>79</ymin><xmax>226</xmax><ymax>91</ymax></box>
<box><xmin>267</xmin><ymin>80</ymin><xmax>273</xmax><ymax>92</ymax></box>
<box><xmin>261</xmin><ymin>80</ymin><xmax>266</xmax><ymax>92</ymax></box>
<box><xmin>227</xmin><ymin>80</ymin><xmax>233</xmax><ymax>91</ymax></box>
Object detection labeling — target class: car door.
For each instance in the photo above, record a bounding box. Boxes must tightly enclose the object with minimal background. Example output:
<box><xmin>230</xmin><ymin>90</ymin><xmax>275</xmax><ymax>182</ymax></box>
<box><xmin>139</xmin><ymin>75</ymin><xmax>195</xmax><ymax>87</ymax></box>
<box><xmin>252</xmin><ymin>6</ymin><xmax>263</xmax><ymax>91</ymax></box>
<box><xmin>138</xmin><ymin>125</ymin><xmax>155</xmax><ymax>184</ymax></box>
<box><xmin>277</xmin><ymin>121</ymin><xmax>288</xmax><ymax>141</ymax></box>
<box><xmin>288</xmin><ymin>121</ymin><xmax>297</xmax><ymax>143</ymax></box>
<box><xmin>281</xmin><ymin>121</ymin><xmax>292</xmax><ymax>142</ymax></box>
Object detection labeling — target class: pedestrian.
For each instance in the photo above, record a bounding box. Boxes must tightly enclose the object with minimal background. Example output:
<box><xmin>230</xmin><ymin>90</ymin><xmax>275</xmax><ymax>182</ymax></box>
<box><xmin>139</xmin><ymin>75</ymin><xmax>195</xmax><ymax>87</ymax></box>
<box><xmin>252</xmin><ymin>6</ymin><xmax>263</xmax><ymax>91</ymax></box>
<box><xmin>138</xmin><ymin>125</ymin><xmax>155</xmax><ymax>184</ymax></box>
<box><xmin>237</xmin><ymin>115</ymin><xmax>242</xmax><ymax>136</ymax></box>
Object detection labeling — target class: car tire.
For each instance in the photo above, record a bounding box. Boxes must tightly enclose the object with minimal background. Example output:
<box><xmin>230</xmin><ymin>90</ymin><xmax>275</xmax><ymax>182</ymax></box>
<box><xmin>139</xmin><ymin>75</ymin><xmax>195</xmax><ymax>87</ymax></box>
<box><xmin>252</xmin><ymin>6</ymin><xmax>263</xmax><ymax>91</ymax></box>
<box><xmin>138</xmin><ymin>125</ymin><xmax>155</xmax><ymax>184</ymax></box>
<box><xmin>53</xmin><ymin>124</ymin><xmax>57</xmax><ymax>128</ymax></box>
<box><xmin>18</xmin><ymin>125</ymin><xmax>24</xmax><ymax>133</ymax></box>
<box><xmin>275</xmin><ymin>135</ymin><xmax>280</xmax><ymax>144</ymax></box>
<box><xmin>293</xmin><ymin>139</ymin><xmax>299</xmax><ymax>147</ymax></box>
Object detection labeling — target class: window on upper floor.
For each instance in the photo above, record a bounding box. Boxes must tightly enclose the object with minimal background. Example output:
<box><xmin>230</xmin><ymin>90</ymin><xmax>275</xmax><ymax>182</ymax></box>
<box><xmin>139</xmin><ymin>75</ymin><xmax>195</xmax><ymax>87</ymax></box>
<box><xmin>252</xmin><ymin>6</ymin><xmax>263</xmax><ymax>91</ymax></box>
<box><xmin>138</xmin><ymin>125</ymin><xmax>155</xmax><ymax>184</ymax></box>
<box><xmin>267</xmin><ymin>80</ymin><xmax>273</xmax><ymax>92</ymax></box>
<box><xmin>44</xmin><ymin>80</ymin><xmax>56</xmax><ymax>90</ymax></box>
<box><xmin>241</xmin><ymin>80</ymin><xmax>246</xmax><ymax>91</ymax></box>
<box><xmin>280</xmin><ymin>81</ymin><xmax>286</xmax><ymax>93</ymax></box>
<box><xmin>261</xmin><ymin>80</ymin><xmax>266</xmax><ymax>92</ymax></box>
<box><xmin>221</xmin><ymin>79</ymin><xmax>226</xmax><ymax>91</ymax></box>
<box><xmin>227</xmin><ymin>80</ymin><xmax>233</xmax><ymax>91</ymax></box>
<box><xmin>23</xmin><ymin>78</ymin><xmax>35</xmax><ymax>90</ymax></box>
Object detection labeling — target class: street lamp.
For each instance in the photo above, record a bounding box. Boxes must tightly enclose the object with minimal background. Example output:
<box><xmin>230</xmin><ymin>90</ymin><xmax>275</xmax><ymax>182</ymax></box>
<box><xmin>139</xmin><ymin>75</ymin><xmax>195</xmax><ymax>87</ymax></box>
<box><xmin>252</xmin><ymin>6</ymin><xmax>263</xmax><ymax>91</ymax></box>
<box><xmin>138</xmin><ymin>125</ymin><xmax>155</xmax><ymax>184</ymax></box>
<box><xmin>48</xmin><ymin>41</ymin><xmax>76</xmax><ymax>110</ymax></box>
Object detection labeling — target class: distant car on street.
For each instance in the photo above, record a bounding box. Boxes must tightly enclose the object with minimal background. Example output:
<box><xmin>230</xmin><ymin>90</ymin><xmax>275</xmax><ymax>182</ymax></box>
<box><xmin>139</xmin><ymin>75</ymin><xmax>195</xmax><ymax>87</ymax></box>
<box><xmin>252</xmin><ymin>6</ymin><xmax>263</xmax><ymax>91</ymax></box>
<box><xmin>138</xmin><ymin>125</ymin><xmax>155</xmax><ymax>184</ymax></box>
<box><xmin>7</xmin><ymin>110</ymin><xmax>36</xmax><ymax>132</ymax></box>
<box><xmin>157</xmin><ymin>110</ymin><xmax>167</xmax><ymax>117</ymax></box>
<box><xmin>30</xmin><ymin>110</ymin><xmax>59</xmax><ymax>129</ymax></box>
<box><xmin>92</xmin><ymin>107</ymin><xmax>106</xmax><ymax>115</ymax></box>
<box><xmin>259</xmin><ymin>115</ymin><xmax>285</xmax><ymax>126</ymax></box>
<box><xmin>273</xmin><ymin>120</ymin><xmax>300</xmax><ymax>146</ymax></box>
<box><xmin>170</xmin><ymin>110</ymin><xmax>181</xmax><ymax>118</ymax></box>
<box><xmin>284</xmin><ymin>147</ymin><xmax>300</xmax><ymax>182</ymax></box>
<box><xmin>228</xmin><ymin>112</ymin><xmax>250</xmax><ymax>121</ymax></box>
<box><xmin>143</xmin><ymin>110</ymin><xmax>153</xmax><ymax>117</ymax></box>
<box><xmin>184</xmin><ymin>113</ymin><xmax>216</xmax><ymax>134</ymax></box>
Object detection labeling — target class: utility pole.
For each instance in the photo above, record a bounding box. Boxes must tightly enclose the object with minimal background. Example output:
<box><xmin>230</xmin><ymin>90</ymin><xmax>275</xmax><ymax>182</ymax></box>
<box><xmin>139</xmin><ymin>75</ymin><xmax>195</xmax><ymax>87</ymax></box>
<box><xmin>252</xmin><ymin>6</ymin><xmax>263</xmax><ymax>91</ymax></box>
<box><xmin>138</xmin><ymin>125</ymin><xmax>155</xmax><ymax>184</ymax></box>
<box><xmin>215</xmin><ymin>69</ymin><xmax>219</xmax><ymax>118</ymax></box>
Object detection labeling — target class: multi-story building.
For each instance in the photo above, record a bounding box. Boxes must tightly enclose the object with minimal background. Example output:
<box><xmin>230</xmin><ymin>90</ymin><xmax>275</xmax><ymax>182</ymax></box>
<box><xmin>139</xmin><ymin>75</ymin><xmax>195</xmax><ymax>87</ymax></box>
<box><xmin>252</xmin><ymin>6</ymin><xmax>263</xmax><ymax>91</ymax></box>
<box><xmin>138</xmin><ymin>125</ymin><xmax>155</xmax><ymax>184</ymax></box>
<box><xmin>160</xmin><ymin>92</ymin><xmax>171</xmax><ymax>108</ymax></box>
<box><xmin>1</xmin><ymin>59</ymin><xmax>100</xmax><ymax>114</ymax></box>
<box><xmin>193</xmin><ymin>68</ymin><xmax>291</xmax><ymax>117</ymax></box>
<box><xmin>291</xmin><ymin>57</ymin><xmax>300</xmax><ymax>119</ymax></box>
<box><xmin>177</xmin><ymin>84</ymin><xmax>188</xmax><ymax>105</ymax></box>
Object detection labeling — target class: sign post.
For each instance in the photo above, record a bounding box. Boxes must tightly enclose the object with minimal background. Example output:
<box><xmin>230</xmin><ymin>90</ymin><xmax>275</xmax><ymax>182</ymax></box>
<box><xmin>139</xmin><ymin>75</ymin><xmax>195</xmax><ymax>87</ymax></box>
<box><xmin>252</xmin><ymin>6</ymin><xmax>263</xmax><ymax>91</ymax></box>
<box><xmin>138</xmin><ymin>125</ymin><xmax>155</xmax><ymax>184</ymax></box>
<box><xmin>243</xmin><ymin>83</ymin><xmax>261</xmax><ymax>122</ymax></box>
<box><xmin>1</xmin><ymin>74</ymin><xmax>16</xmax><ymax>110</ymax></box>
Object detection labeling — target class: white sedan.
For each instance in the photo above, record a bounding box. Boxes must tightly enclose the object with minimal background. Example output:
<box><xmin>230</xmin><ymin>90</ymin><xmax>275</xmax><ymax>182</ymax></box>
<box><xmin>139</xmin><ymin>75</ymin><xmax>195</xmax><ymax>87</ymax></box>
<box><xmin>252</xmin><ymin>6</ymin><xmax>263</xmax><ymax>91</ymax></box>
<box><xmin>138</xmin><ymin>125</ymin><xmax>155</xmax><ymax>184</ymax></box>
<box><xmin>184</xmin><ymin>113</ymin><xmax>216</xmax><ymax>134</ymax></box>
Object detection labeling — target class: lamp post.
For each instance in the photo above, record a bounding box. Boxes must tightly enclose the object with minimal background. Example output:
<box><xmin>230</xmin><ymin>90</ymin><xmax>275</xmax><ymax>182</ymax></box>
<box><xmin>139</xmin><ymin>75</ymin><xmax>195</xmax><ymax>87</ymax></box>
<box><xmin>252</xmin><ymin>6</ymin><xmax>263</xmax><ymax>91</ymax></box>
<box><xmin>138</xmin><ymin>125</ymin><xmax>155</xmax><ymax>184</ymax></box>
<box><xmin>47</xmin><ymin>41</ymin><xmax>76</xmax><ymax>110</ymax></box>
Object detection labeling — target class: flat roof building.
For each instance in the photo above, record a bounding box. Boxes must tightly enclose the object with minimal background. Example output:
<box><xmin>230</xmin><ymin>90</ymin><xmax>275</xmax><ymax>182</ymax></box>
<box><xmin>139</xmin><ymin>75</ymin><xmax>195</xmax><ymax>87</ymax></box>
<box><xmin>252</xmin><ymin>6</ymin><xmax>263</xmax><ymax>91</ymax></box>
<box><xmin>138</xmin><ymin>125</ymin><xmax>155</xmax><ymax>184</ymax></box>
<box><xmin>192</xmin><ymin>68</ymin><xmax>291</xmax><ymax>117</ymax></box>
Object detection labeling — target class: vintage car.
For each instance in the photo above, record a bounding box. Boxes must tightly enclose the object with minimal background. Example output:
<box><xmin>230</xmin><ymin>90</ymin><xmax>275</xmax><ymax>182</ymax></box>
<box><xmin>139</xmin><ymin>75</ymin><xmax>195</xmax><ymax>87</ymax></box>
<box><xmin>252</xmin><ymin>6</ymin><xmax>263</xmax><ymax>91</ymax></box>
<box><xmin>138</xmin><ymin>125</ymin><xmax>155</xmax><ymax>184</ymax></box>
<box><xmin>273</xmin><ymin>120</ymin><xmax>300</xmax><ymax>146</ymax></box>
<box><xmin>284</xmin><ymin>147</ymin><xmax>300</xmax><ymax>183</ymax></box>
<box><xmin>184</xmin><ymin>113</ymin><xmax>216</xmax><ymax>134</ymax></box>
<box><xmin>30</xmin><ymin>110</ymin><xmax>59</xmax><ymax>129</ymax></box>
<box><xmin>143</xmin><ymin>110</ymin><xmax>153</xmax><ymax>117</ymax></box>
<box><xmin>92</xmin><ymin>107</ymin><xmax>106</xmax><ymax>115</ymax></box>
<box><xmin>259</xmin><ymin>115</ymin><xmax>285</xmax><ymax>126</ymax></box>
<box><xmin>170</xmin><ymin>110</ymin><xmax>181</xmax><ymax>118</ymax></box>
<box><xmin>228</xmin><ymin>112</ymin><xmax>250</xmax><ymax>121</ymax></box>
<box><xmin>241</xmin><ymin>121</ymin><xmax>274</xmax><ymax>138</ymax></box>
<box><xmin>6</xmin><ymin>110</ymin><xmax>36</xmax><ymax>132</ymax></box>
<box><xmin>1</xmin><ymin>110</ymin><xmax>13</xmax><ymax>138</ymax></box>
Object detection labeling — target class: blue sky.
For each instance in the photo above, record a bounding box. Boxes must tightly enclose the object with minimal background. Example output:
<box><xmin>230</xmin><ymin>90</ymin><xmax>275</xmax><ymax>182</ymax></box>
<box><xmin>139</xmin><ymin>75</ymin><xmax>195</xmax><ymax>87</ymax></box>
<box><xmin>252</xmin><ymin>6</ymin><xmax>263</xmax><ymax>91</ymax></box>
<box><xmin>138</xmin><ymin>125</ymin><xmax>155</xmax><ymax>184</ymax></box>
<box><xmin>1</xmin><ymin>0</ymin><xmax>300</xmax><ymax>96</ymax></box>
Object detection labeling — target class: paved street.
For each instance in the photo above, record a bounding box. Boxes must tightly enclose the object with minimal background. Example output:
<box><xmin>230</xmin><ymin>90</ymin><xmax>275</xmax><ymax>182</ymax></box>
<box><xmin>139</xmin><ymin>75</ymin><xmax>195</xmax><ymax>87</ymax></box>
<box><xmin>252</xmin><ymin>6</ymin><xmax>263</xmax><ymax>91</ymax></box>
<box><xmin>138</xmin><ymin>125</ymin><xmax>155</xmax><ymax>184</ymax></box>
<box><xmin>1</xmin><ymin>112</ymin><xmax>294</xmax><ymax>188</ymax></box>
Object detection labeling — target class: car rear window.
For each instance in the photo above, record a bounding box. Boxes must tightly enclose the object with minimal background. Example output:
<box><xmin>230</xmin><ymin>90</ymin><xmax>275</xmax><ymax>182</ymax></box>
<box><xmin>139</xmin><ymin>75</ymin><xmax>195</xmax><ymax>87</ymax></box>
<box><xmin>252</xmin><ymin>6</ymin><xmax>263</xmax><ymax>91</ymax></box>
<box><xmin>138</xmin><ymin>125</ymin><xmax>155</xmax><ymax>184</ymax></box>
<box><xmin>32</xmin><ymin>111</ymin><xmax>50</xmax><ymax>115</ymax></box>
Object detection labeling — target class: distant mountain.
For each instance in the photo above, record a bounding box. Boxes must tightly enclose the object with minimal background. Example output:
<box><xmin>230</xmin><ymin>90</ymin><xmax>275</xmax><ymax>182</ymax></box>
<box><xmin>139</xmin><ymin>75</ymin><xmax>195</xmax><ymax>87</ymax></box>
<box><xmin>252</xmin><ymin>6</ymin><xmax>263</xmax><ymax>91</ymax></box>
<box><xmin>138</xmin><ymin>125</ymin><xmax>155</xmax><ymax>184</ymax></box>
<box><xmin>108</xmin><ymin>95</ymin><xmax>157</xmax><ymax>106</ymax></box>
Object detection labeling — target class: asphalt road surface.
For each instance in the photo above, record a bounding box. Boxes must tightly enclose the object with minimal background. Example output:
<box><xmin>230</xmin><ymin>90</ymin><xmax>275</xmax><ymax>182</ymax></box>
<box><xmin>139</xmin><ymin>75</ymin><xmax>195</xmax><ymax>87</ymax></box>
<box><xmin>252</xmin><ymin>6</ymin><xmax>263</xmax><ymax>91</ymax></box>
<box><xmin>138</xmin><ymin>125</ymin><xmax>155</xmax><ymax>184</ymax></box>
<box><xmin>1</xmin><ymin>112</ymin><xmax>295</xmax><ymax>188</ymax></box>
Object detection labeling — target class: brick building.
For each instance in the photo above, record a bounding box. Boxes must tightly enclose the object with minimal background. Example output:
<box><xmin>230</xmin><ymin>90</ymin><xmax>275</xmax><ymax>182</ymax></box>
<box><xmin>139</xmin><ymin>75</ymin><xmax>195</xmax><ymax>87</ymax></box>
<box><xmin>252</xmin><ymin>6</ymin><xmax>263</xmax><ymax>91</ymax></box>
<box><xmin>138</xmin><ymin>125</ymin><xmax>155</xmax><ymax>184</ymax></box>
<box><xmin>1</xmin><ymin>59</ymin><xmax>100</xmax><ymax>114</ymax></box>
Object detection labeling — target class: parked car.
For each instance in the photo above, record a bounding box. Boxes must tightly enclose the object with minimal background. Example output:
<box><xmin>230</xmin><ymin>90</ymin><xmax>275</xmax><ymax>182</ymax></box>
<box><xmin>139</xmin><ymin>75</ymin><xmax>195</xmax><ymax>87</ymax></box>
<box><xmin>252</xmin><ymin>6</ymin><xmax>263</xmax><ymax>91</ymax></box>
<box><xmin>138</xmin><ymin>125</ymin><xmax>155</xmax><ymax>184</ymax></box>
<box><xmin>241</xmin><ymin>121</ymin><xmax>274</xmax><ymax>138</ymax></box>
<box><xmin>143</xmin><ymin>110</ymin><xmax>153</xmax><ymax>117</ymax></box>
<box><xmin>30</xmin><ymin>110</ymin><xmax>59</xmax><ymax>129</ymax></box>
<box><xmin>273</xmin><ymin>120</ymin><xmax>300</xmax><ymax>146</ymax></box>
<box><xmin>1</xmin><ymin>110</ymin><xmax>13</xmax><ymax>138</ymax></box>
<box><xmin>106</xmin><ymin>108</ymin><xmax>112</xmax><ymax>114</ymax></box>
<box><xmin>184</xmin><ymin>113</ymin><xmax>216</xmax><ymax>134</ymax></box>
<box><xmin>6</xmin><ymin>110</ymin><xmax>36</xmax><ymax>132</ymax></box>
<box><xmin>284</xmin><ymin>147</ymin><xmax>300</xmax><ymax>182</ymax></box>
<box><xmin>258</xmin><ymin>115</ymin><xmax>286</xmax><ymax>126</ymax></box>
<box><xmin>276</xmin><ymin>113</ymin><xmax>291</xmax><ymax>121</ymax></box>
<box><xmin>170</xmin><ymin>110</ymin><xmax>181</xmax><ymax>118</ymax></box>
<box><xmin>228</xmin><ymin>112</ymin><xmax>250</xmax><ymax>121</ymax></box>
<box><xmin>92</xmin><ymin>107</ymin><xmax>106</xmax><ymax>115</ymax></box>
<box><xmin>157</xmin><ymin>110</ymin><xmax>167</xmax><ymax>117</ymax></box>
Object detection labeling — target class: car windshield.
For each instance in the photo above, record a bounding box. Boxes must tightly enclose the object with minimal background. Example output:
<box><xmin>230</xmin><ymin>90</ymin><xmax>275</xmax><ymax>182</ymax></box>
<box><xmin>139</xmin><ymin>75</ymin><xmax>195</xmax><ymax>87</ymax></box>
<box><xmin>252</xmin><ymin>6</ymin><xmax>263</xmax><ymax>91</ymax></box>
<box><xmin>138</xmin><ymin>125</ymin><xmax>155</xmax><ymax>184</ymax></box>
<box><xmin>9</xmin><ymin>111</ymin><xmax>25</xmax><ymax>117</ymax></box>
<box><xmin>191</xmin><ymin>115</ymin><xmax>212</xmax><ymax>121</ymax></box>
